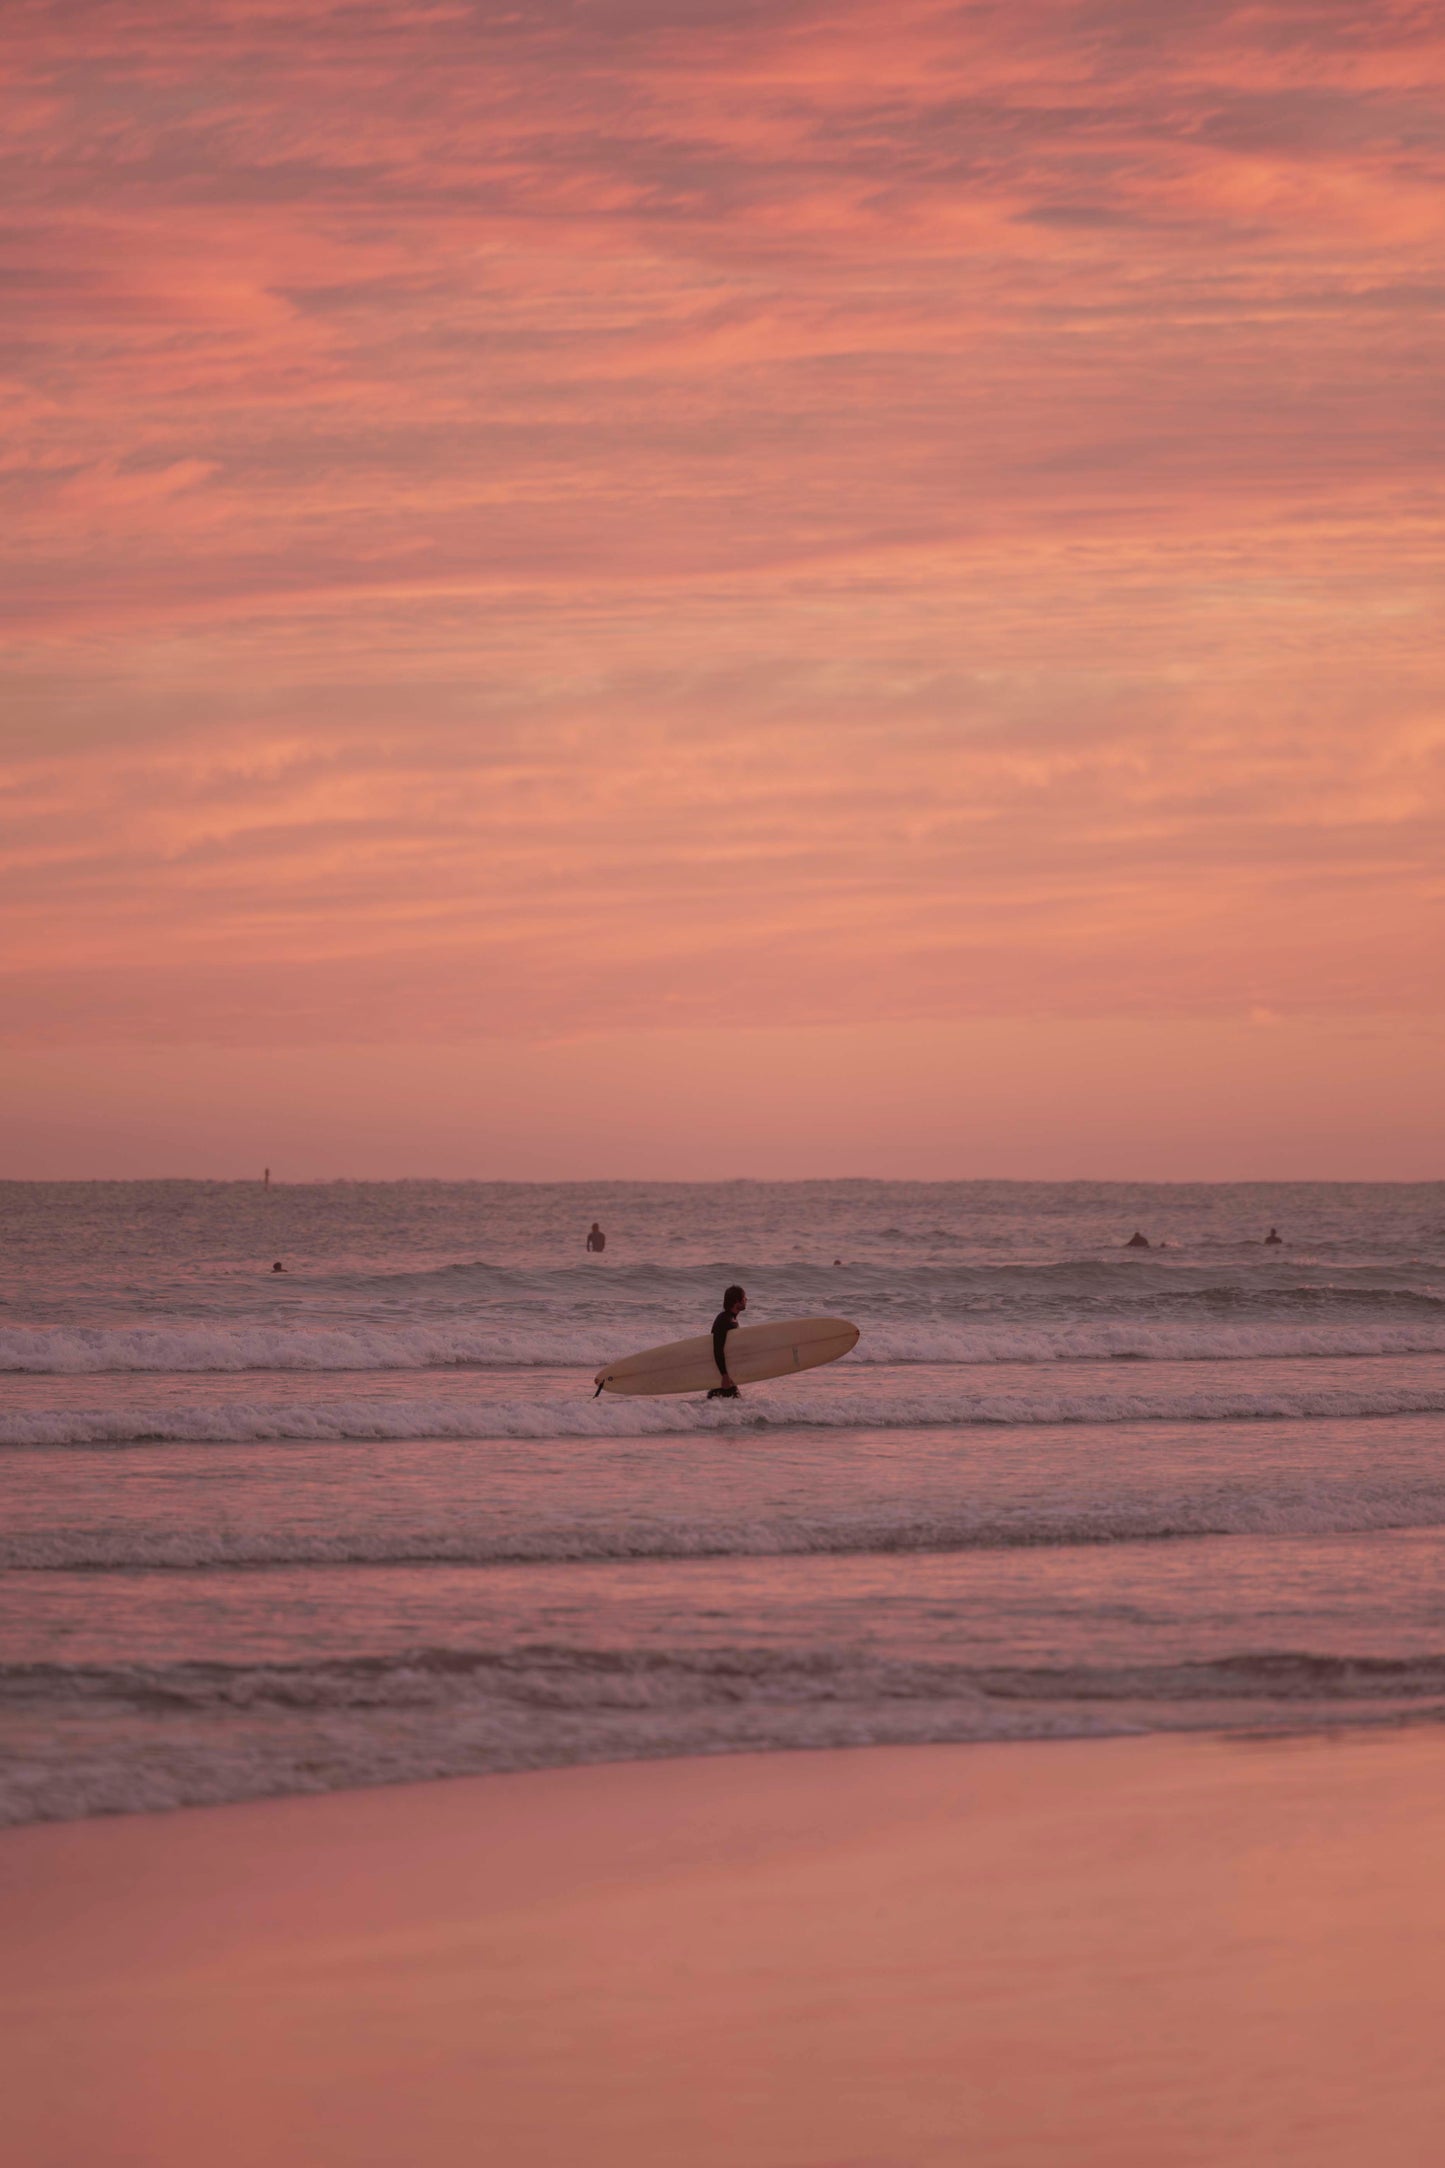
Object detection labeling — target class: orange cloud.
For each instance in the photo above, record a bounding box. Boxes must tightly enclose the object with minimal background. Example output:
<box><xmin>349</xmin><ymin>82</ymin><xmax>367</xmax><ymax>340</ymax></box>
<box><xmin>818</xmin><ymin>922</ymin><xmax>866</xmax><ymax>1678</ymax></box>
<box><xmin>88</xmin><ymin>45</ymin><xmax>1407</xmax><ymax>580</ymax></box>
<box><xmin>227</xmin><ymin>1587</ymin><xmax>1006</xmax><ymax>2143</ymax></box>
<box><xmin>1</xmin><ymin>1</ymin><xmax>1441</xmax><ymax>1169</ymax></box>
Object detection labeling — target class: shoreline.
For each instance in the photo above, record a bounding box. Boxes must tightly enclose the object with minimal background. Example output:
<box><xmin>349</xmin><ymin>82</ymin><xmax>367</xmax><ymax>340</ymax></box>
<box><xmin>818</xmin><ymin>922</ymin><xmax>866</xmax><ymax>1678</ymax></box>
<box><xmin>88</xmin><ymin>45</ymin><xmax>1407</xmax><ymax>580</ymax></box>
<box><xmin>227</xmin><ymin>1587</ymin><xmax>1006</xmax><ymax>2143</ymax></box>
<box><xmin>6</xmin><ymin>1726</ymin><xmax>1445</xmax><ymax>2165</ymax></box>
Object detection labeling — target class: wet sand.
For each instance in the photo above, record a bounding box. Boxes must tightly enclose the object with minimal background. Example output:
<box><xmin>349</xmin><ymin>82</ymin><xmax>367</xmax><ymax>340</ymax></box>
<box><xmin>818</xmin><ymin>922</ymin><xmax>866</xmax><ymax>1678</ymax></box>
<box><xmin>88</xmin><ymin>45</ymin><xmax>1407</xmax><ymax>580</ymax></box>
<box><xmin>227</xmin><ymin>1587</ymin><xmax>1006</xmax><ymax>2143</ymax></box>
<box><xmin>4</xmin><ymin>1730</ymin><xmax>1444</xmax><ymax>2166</ymax></box>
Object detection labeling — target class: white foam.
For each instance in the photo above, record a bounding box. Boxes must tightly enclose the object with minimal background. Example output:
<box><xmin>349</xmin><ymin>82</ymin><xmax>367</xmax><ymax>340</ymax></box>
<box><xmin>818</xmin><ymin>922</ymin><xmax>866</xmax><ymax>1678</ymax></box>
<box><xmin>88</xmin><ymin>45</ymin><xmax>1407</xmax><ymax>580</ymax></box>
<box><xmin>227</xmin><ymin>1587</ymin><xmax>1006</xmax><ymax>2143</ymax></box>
<box><xmin>6</xmin><ymin>1372</ymin><xmax>1445</xmax><ymax>1452</ymax></box>
<box><xmin>0</xmin><ymin>1322</ymin><xmax>595</xmax><ymax>1374</ymax></box>
<box><xmin>860</xmin><ymin>1320</ymin><xmax>1445</xmax><ymax>1365</ymax></box>
<box><xmin>4</xmin><ymin>1316</ymin><xmax>1445</xmax><ymax>1374</ymax></box>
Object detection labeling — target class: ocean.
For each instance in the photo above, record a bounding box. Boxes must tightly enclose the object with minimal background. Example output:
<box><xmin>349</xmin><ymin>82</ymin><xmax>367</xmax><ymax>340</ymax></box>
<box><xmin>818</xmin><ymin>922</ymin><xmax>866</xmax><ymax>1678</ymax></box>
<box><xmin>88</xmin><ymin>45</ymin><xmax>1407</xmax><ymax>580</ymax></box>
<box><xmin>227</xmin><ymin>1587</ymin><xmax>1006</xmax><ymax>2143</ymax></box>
<box><xmin>2</xmin><ymin>1177</ymin><xmax>1443</xmax><ymax>1824</ymax></box>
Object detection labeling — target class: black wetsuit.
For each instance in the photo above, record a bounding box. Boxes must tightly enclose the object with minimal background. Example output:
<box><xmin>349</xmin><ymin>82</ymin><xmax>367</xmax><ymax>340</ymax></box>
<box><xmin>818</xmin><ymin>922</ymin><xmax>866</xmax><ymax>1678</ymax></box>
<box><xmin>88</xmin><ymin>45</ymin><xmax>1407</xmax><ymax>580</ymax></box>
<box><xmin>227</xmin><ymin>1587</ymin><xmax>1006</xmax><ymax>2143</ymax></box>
<box><xmin>708</xmin><ymin>1309</ymin><xmax>739</xmax><ymax>1397</ymax></box>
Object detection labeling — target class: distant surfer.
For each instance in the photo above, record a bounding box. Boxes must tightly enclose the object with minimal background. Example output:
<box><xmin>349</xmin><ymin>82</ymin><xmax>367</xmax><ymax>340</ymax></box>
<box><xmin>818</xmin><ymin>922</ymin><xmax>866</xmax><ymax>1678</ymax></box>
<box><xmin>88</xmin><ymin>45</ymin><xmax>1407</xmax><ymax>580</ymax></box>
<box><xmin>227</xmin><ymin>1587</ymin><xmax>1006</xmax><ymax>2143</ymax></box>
<box><xmin>272</xmin><ymin>1260</ymin><xmax>286</xmax><ymax>1272</ymax></box>
<box><xmin>708</xmin><ymin>1284</ymin><xmax>746</xmax><ymax>1398</ymax></box>
<box><xmin>1265</xmin><ymin>1228</ymin><xmax>1284</xmax><ymax>1245</ymax></box>
<box><xmin>586</xmin><ymin>1222</ymin><xmax>606</xmax><ymax>1253</ymax></box>
<box><xmin>1125</xmin><ymin>1232</ymin><xmax>1150</xmax><ymax>1249</ymax></box>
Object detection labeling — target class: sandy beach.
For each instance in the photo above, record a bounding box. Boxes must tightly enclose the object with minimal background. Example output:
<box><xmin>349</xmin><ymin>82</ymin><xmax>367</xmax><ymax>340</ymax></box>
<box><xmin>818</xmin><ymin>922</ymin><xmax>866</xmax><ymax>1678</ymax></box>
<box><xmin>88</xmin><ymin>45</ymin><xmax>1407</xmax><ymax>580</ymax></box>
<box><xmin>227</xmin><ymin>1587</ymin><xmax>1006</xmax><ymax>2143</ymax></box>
<box><xmin>5</xmin><ymin>1728</ymin><xmax>1444</xmax><ymax>2167</ymax></box>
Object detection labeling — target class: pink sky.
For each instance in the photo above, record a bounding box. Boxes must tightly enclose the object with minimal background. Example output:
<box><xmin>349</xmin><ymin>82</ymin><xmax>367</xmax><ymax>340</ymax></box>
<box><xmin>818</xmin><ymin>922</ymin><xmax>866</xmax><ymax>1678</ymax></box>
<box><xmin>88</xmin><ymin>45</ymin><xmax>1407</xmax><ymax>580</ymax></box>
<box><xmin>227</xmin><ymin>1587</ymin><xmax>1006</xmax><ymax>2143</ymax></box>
<box><xmin>3</xmin><ymin>0</ymin><xmax>1442</xmax><ymax>1176</ymax></box>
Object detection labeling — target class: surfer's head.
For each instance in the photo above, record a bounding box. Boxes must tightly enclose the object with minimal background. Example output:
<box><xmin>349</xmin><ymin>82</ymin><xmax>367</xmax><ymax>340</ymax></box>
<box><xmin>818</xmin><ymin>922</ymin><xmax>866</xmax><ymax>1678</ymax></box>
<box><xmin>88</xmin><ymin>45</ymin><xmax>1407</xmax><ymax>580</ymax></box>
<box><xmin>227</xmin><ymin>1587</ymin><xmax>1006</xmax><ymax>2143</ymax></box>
<box><xmin>723</xmin><ymin>1284</ymin><xmax>746</xmax><ymax>1315</ymax></box>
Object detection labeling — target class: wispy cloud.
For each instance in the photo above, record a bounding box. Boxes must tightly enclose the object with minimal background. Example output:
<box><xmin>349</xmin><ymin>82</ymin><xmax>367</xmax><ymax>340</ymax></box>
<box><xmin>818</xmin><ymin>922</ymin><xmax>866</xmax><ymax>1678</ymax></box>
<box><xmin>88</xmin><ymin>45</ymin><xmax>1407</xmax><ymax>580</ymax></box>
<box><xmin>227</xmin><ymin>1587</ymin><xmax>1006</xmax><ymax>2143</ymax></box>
<box><xmin>2</xmin><ymin>0</ymin><xmax>1442</xmax><ymax>1090</ymax></box>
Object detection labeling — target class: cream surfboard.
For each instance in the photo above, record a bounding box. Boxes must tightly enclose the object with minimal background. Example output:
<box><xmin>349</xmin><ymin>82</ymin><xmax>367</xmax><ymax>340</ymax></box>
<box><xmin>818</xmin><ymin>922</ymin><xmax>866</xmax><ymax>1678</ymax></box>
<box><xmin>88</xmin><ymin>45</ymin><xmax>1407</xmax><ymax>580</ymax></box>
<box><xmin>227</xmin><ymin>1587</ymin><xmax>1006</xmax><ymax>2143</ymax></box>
<box><xmin>595</xmin><ymin>1315</ymin><xmax>859</xmax><ymax>1398</ymax></box>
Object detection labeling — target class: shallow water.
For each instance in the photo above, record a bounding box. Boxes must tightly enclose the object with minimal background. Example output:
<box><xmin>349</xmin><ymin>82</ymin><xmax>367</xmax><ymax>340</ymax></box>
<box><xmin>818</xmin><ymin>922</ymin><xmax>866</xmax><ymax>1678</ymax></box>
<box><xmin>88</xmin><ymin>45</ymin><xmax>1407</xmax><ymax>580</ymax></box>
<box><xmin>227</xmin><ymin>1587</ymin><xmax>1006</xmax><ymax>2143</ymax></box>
<box><xmin>2</xmin><ymin>1178</ymin><xmax>1443</xmax><ymax>1820</ymax></box>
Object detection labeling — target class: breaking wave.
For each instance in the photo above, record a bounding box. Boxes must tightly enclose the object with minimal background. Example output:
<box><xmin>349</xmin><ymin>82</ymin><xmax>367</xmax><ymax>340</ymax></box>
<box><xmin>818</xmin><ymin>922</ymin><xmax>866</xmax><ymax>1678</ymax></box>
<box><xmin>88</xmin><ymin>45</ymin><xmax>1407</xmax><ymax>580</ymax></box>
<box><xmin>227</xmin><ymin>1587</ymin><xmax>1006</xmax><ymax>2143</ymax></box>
<box><xmin>10</xmin><ymin>1476</ymin><xmax>1445</xmax><ymax>1571</ymax></box>
<box><xmin>10</xmin><ymin>1644</ymin><xmax>1445</xmax><ymax>1712</ymax></box>
<box><xmin>5</xmin><ymin>1643</ymin><xmax>1443</xmax><ymax>1824</ymax></box>
<box><xmin>6</xmin><ymin>1374</ymin><xmax>1445</xmax><ymax>1451</ymax></box>
<box><xmin>4</xmin><ymin>1314</ymin><xmax>1445</xmax><ymax>1374</ymax></box>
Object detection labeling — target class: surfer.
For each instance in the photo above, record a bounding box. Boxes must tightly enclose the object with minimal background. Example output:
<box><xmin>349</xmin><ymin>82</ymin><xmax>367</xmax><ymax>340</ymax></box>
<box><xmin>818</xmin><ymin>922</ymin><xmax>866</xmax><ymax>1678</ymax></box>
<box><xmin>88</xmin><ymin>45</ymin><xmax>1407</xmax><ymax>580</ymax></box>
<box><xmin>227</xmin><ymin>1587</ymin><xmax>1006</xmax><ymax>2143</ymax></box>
<box><xmin>707</xmin><ymin>1284</ymin><xmax>747</xmax><ymax>1398</ymax></box>
<box><xmin>1265</xmin><ymin>1228</ymin><xmax>1284</xmax><ymax>1245</ymax></box>
<box><xmin>1125</xmin><ymin>1232</ymin><xmax>1150</xmax><ymax>1249</ymax></box>
<box><xmin>586</xmin><ymin>1222</ymin><xmax>606</xmax><ymax>1253</ymax></box>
